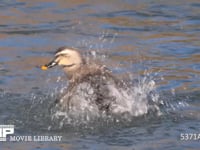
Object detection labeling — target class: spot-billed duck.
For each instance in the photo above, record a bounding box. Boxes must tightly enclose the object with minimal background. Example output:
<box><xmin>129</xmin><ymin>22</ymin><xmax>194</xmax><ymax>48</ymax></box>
<box><xmin>41</xmin><ymin>47</ymin><xmax>124</xmax><ymax>113</ymax></box>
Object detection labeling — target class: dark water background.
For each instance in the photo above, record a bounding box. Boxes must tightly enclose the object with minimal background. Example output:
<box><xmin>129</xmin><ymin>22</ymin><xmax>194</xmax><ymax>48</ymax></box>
<box><xmin>0</xmin><ymin>0</ymin><xmax>200</xmax><ymax>149</ymax></box>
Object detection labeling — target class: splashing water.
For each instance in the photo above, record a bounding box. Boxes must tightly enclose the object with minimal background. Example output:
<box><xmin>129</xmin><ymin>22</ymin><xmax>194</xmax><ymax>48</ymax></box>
<box><xmin>40</xmin><ymin>32</ymin><xmax>164</xmax><ymax>128</ymax></box>
<box><xmin>24</xmin><ymin>68</ymin><xmax>190</xmax><ymax>131</ymax></box>
<box><xmin>111</xmin><ymin>77</ymin><xmax>161</xmax><ymax>116</ymax></box>
<box><xmin>27</xmin><ymin>32</ymin><xmax>188</xmax><ymax>129</ymax></box>
<box><xmin>47</xmin><ymin>72</ymin><xmax>163</xmax><ymax>128</ymax></box>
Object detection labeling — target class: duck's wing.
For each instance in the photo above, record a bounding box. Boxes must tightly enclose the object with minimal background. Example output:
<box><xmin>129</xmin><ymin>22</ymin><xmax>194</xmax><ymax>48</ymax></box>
<box><xmin>50</xmin><ymin>65</ymin><xmax>126</xmax><ymax>113</ymax></box>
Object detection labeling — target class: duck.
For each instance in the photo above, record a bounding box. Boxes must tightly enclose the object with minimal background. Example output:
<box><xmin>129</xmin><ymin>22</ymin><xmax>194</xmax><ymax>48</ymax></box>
<box><xmin>41</xmin><ymin>47</ymin><xmax>125</xmax><ymax>113</ymax></box>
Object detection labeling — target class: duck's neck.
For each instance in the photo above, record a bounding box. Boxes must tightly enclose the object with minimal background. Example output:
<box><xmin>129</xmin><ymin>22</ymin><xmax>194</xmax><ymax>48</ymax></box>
<box><xmin>64</xmin><ymin>64</ymin><xmax>84</xmax><ymax>81</ymax></box>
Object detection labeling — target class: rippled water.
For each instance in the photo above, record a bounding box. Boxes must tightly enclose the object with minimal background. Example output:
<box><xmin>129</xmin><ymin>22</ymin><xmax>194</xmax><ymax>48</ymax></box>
<box><xmin>1</xmin><ymin>0</ymin><xmax>200</xmax><ymax>149</ymax></box>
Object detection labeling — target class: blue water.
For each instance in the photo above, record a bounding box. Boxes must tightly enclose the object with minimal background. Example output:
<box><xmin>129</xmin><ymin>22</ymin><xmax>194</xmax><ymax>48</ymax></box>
<box><xmin>0</xmin><ymin>0</ymin><xmax>200</xmax><ymax>149</ymax></box>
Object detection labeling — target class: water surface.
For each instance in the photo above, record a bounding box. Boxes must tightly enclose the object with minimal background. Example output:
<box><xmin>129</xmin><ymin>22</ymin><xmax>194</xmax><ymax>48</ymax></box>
<box><xmin>0</xmin><ymin>0</ymin><xmax>200</xmax><ymax>149</ymax></box>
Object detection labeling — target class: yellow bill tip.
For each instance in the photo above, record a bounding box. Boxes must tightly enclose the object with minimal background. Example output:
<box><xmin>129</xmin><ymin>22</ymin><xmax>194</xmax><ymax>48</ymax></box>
<box><xmin>41</xmin><ymin>65</ymin><xmax>48</xmax><ymax>70</ymax></box>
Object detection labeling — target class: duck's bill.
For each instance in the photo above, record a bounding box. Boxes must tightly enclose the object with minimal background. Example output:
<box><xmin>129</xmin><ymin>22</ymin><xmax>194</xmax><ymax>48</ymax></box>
<box><xmin>41</xmin><ymin>60</ymin><xmax>57</xmax><ymax>70</ymax></box>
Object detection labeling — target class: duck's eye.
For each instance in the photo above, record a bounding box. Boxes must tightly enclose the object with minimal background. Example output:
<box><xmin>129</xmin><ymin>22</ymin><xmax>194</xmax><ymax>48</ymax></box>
<box><xmin>59</xmin><ymin>54</ymin><xmax>69</xmax><ymax>57</ymax></box>
<box><xmin>63</xmin><ymin>54</ymin><xmax>70</xmax><ymax>57</ymax></box>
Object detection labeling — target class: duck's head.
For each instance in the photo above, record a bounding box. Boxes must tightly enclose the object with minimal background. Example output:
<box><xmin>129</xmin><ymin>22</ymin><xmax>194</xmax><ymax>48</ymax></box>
<box><xmin>41</xmin><ymin>47</ymin><xmax>84</xmax><ymax>76</ymax></box>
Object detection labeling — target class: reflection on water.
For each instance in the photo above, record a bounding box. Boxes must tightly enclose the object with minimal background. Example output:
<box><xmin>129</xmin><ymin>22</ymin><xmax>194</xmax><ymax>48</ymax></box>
<box><xmin>1</xmin><ymin>0</ymin><xmax>200</xmax><ymax>149</ymax></box>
